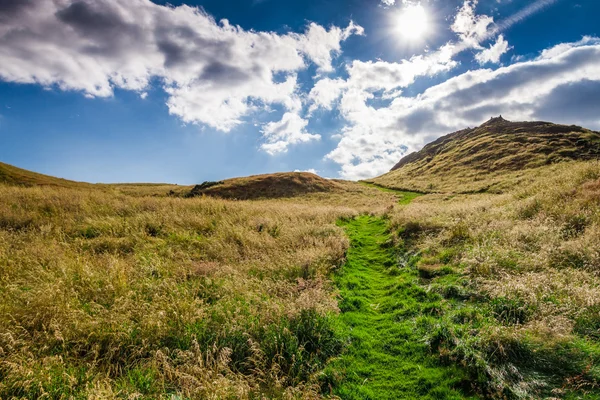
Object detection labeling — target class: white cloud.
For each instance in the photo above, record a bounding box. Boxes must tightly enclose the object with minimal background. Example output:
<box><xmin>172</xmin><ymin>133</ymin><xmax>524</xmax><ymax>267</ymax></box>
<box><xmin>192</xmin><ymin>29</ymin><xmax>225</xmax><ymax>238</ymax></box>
<box><xmin>475</xmin><ymin>34</ymin><xmax>512</xmax><ymax>64</ymax></box>
<box><xmin>307</xmin><ymin>78</ymin><xmax>347</xmax><ymax>113</ymax></box>
<box><xmin>346</xmin><ymin>55</ymin><xmax>457</xmax><ymax>92</ymax></box>
<box><xmin>260</xmin><ymin>112</ymin><xmax>320</xmax><ymax>155</ymax></box>
<box><xmin>309</xmin><ymin>0</ymin><xmax>507</xmax><ymax>122</ymax></box>
<box><xmin>539</xmin><ymin>36</ymin><xmax>600</xmax><ymax>59</ymax></box>
<box><xmin>0</xmin><ymin>0</ymin><xmax>361</xmax><ymax>151</ymax></box>
<box><xmin>452</xmin><ymin>0</ymin><xmax>494</xmax><ymax>48</ymax></box>
<box><xmin>295</xmin><ymin>22</ymin><xmax>364</xmax><ymax>74</ymax></box>
<box><xmin>308</xmin><ymin>47</ymin><xmax>459</xmax><ymax>118</ymax></box>
<box><xmin>294</xmin><ymin>168</ymin><xmax>319</xmax><ymax>175</ymax></box>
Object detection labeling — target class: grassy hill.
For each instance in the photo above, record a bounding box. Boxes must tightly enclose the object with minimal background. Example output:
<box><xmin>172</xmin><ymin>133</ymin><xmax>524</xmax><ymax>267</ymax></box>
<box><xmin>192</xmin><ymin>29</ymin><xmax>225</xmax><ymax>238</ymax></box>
<box><xmin>0</xmin><ymin>161</ymin><xmax>359</xmax><ymax>200</ymax></box>
<box><xmin>188</xmin><ymin>172</ymin><xmax>344</xmax><ymax>199</ymax></box>
<box><xmin>0</xmin><ymin>161</ymin><xmax>92</xmax><ymax>188</ymax></box>
<box><xmin>371</xmin><ymin>117</ymin><xmax>600</xmax><ymax>193</ymax></box>
<box><xmin>0</xmin><ymin>161</ymin><xmax>196</xmax><ymax>196</ymax></box>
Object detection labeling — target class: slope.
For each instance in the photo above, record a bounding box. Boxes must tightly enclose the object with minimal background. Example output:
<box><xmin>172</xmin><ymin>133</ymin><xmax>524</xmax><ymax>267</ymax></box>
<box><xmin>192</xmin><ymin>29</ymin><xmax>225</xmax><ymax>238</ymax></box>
<box><xmin>0</xmin><ymin>161</ymin><xmax>194</xmax><ymax>196</ymax></box>
<box><xmin>0</xmin><ymin>161</ymin><xmax>91</xmax><ymax>188</ymax></box>
<box><xmin>371</xmin><ymin>117</ymin><xmax>600</xmax><ymax>193</ymax></box>
<box><xmin>188</xmin><ymin>172</ymin><xmax>344</xmax><ymax>200</ymax></box>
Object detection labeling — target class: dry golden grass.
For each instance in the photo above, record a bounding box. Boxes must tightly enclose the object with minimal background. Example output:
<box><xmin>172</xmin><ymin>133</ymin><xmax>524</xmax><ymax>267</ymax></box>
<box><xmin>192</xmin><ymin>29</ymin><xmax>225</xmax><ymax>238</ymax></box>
<box><xmin>102</xmin><ymin>183</ymin><xmax>193</xmax><ymax>197</ymax></box>
<box><xmin>0</xmin><ymin>177</ymin><xmax>397</xmax><ymax>399</ymax></box>
<box><xmin>387</xmin><ymin>160</ymin><xmax>600</xmax><ymax>396</ymax></box>
<box><xmin>3</xmin><ymin>154</ymin><xmax>600</xmax><ymax>398</ymax></box>
<box><xmin>189</xmin><ymin>172</ymin><xmax>345</xmax><ymax>200</ymax></box>
<box><xmin>0</xmin><ymin>159</ymin><xmax>193</xmax><ymax>198</ymax></box>
<box><xmin>0</xmin><ymin>161</ymin><xmax>93</xmax><ymax>189</ymax></box>
<box><xmin>372</xmin><ymin>118</ymin><xmax>600</xmax><ymax>193</ymax></box>
<box><xmin>393</xmin><ymin>160</ymin><xmax>600</xmax><ymax>318</ymax></box>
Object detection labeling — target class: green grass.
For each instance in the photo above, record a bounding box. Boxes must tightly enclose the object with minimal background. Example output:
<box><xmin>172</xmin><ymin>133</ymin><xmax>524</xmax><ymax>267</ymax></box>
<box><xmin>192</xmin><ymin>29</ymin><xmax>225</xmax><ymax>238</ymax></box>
<box><xmin>325</xmin><ymin>215</ymin><xmax>476</xmax><ymax>399</ymax></box>
<box><xmin>359</xmin><ymin>182</ymin><xmax>423</xmax><ymax>205</ymax></box>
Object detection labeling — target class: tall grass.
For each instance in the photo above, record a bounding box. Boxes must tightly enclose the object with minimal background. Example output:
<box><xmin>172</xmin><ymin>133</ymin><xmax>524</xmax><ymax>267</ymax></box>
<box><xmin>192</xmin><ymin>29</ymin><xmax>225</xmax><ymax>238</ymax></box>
<box><xmin>388</xmin><ymin>161</ymin><xmax>600</xmax><ymax>398</ymax></box>
<box><xmin>0</xmin><ymin>183</ymin><xmax>397</xmax><ymax>398</ymax></box>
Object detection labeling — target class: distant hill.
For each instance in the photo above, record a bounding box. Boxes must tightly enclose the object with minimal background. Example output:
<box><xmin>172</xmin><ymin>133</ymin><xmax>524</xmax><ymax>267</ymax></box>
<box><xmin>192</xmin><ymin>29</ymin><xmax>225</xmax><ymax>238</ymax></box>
<box><xmin>0</xmin><ymin>161</ymin><xmax>192</xmax><ymax>196</ymax></box>
<box><xmin>188</xmin><ymin>172</ymin><xmax>343</xmax><ymax>200</ymax></box>
<box><xmin>371</xmin><ymin>117</ymin><xmax>600</xmax><ymax>193</ymax></box>
<box><xmin>0</xmin><ymin>161</ymin><xmax>91</xmax><ymax>188</ymax></box>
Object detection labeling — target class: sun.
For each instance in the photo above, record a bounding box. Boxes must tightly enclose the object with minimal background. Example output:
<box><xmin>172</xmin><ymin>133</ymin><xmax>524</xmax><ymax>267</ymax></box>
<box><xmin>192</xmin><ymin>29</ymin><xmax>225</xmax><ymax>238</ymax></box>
<box><xmin>396</xmin><ymin>4</ymin><xmax>430</xmax><ymax>41</ymax></box>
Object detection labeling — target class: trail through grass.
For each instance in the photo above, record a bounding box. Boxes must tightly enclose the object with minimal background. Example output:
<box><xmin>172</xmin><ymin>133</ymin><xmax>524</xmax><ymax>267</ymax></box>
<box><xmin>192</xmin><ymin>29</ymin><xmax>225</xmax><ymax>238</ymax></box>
<box><xmin>326</xmin><ymin>215</ymin><xmax>474</xmax><ymax>399</ymax></box>
<box><xmin>359</xmin><ymin>182</ymin><xmax>422</xmax><ymax>205</ymax></box>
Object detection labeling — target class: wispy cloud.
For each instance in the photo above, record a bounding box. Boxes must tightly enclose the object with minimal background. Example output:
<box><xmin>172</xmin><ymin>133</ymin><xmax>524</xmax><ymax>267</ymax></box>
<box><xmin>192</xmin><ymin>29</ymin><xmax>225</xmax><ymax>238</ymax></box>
<box><xmin>475</xmin><ymin>34</ymin><xmax>512</xmax><ymax>64</ymax></box>
<box><xmin>493</xmin><ymin>0</ymin><xmax>559</xmax><ymax>34</ymax></box>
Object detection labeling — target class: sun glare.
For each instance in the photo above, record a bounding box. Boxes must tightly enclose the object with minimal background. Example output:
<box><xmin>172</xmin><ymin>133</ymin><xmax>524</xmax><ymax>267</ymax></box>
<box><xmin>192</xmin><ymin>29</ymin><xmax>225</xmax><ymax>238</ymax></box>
<box><xmin>396</xmin><ymin>4</ymin><xmax>429</xmax><ymax>41</ymax></box>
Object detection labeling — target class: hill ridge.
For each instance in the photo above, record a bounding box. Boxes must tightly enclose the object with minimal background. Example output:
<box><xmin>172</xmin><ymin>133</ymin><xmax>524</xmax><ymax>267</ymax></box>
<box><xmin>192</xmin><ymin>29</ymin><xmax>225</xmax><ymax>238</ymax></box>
<box><xmin>391</xmin><ymin>117</ymin><xmax>593</xmax><ymax>172</ymax></box>
<box><xmin>188</xmin><ymin>172</ymin><xmax>342</xmax><ymax>200</ymax></box>
<box><xmin>375</xmin><ymin>117</ymin><xmax>600</xmax><ymax>193</ymax></box>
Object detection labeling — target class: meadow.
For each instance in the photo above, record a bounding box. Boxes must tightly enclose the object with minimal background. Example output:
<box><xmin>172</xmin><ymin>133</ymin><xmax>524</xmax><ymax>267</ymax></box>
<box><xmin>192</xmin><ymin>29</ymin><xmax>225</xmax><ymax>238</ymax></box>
<box><xmin>0</xmin><ymin>178</ymin><xmax>396</xmax><ymax>399</ymax></box>
<box><xmin>1</xmin><ymin>160</ymin><xmax>600</xmax><ymax>399</ymax></box>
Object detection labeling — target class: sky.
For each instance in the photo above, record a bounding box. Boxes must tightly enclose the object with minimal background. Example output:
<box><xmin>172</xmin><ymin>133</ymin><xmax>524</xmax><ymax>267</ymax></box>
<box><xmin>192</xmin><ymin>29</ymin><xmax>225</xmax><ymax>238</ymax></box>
<box><xmin>0</xmin><ymin>0</ymin><xmax>599</xmax><ymax>183</ymax></box>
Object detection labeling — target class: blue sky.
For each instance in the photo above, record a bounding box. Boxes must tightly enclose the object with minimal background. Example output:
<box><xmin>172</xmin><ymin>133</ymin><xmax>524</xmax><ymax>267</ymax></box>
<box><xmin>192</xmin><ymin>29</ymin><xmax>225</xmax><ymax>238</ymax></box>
<box><xmin>0</xmin><ymin>0</ymin><xmax>599</xmax><ymax>183</ymax></box>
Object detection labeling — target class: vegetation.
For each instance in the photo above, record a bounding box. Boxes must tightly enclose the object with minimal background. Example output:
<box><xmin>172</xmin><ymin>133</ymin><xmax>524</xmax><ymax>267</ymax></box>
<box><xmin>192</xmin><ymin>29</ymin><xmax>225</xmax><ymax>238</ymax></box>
<box><xmin>0</xmin><ymin>160</ymin><xmax>192</xmax><ymax>197</ymax></box>
<box><xmin>379</xmin><ymin>160</ymin><xmax>600</xmax><ymax>398</ymax></box>
<box><xmin>0</xmin><ymin>171</ymin><xmax>398</xmax><ymax>399</ymax></box>
<box><xmin>324</xmin><ymin>215</ymin><xmax>474</xmax><ymax>399</ymax></box>
<box><xmin>0</xmin><ymin>161</ymin><xmax>92</xmax><ymax>188</ymax></box>
<box><xmin>372</xmin><ymin>117</ymin><xmax>600</xmax><ymax>193</ymax></box>
<box><xmin>359</xmin><ymin>182</ymin><xmax>423</xmax><ymax>204</ymax></box>
<box><xmin>189</xmin><ymin>172</ymin><xmax>344</xmax><ymax>200</ymax></box>
<box><xmin>2</xmin><ymin>116</ymin><xmax>600</xmax><ymax>399</ymax></box>
<box><xmin>103</xmin><ymin>183</ymin><xmax>193</xmax><ymax>198</ymax></box>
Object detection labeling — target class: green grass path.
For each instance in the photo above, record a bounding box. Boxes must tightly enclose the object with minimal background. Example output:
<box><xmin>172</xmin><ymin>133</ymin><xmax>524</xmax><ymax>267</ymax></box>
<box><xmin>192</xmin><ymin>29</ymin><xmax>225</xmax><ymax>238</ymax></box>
<box><xmin>327</xmin><ymin>215</ymin><xmax>474</xmax><ymax>399</ymax></box>
<box><xmin>359</xmin><ymin>182</ymin><xmax>422</xmax><ymax>205</ymax></box>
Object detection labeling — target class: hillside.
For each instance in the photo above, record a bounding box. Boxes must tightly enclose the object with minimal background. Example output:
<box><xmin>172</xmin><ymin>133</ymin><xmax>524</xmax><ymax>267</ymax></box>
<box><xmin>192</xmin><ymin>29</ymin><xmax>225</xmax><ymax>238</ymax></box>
<box><xmin>371</xmin><ymin>116</ymin><xmax>600</xmax><ymax>193</ymax></box>
<box><xmin>0</xmin><ymin>161</ymin><xmax>91</xmax><ymax>188</ymax></box>
<box><xmin>188</xmin><ymin>172</ymin><xmax>344</xmax><ymax>199</ymax></box>
<box><xmin>0</xmin><ymin>161</ymin><xmax>196</xmax><ymax>196</ymax></box>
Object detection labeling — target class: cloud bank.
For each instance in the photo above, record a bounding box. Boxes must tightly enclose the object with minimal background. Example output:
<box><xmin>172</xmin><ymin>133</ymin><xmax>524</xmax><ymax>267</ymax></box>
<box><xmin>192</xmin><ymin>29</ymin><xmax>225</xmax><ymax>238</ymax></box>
<box><xmin>0</xmin><ymin>0</ymin><xmax>362</xmax><ymax>152</ymax></box>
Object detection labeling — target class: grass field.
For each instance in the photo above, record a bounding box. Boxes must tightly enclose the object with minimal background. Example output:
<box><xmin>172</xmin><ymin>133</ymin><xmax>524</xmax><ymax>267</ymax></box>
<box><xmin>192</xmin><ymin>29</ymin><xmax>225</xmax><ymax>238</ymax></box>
<box><xmin>0</xmin><ymin>175</ymin><xmax>398</xmax><ymax>399</ymax></box>
<box><xmin>382</xmin><ymin>161</ymin><xmax>600</xmax><ymax>398</ymax></box>
<box><xmin>2</xmin><ymin>157</ymin><xmax>600</xmax><ymax>398</ymax></box>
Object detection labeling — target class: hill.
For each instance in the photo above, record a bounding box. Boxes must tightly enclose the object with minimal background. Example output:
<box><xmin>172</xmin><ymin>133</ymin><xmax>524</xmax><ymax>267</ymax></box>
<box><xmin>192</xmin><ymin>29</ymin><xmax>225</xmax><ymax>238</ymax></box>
<box><xmin>188</xmin><ymin>172</ymin><xmax>344</xmax><ymax>199</ymax></box>
<box><xmin>0</xmin><ymin>161</ymin><xmax>91</xmax><ymax>188</ymax></box>
<box><xmin>0</xmin><ymin>161</ymin><xmax>194</xmax><ymax>196</ymax></box>
<box><xmin>371</xmin><ymin>116</ymin><xmax>600</xmax><ymax>193</ymax></box>
<box><xmin>0</xmin><ymin>162</ymin><xmax>348</xmax><ymax>199</ymax></box>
